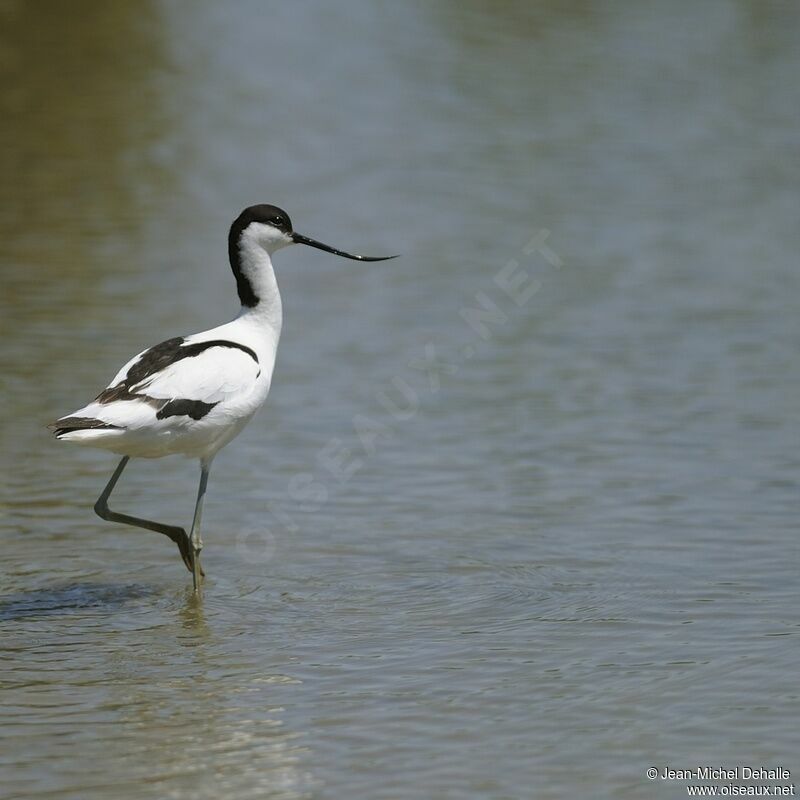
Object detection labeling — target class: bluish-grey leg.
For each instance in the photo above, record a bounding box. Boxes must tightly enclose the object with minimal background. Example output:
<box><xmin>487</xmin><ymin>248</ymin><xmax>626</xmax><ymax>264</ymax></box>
<box><xmin>94</xmin><ymin>456</ymin><xmax>195</xmax><ymax>573</ymax></box>
<box><xmin>188</xmin><ymin>460</ymin><xmax>211</xmax><ymax>593</ymax></box>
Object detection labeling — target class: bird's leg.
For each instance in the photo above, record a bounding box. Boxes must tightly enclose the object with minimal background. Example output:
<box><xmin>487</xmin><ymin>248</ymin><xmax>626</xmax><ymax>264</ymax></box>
<box><xmin>188</xmin><ymin>460</ymin><xmax>211</xmax><ymax>593</ymax></box>
<box><xmin>94</xmin><ymin>456</ymin><xmax>196</xmax><ymax>574</ymax></box>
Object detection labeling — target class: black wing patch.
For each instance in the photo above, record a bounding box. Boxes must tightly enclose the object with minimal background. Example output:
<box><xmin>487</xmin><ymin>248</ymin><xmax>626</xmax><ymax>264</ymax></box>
<box><xmin>95</xmin><ymin>383</ymin><xmax>162</xmax><ymax>406</ymax></box>
<box><xmin>93</xmin><ymin>337</ymin><xmax>258</xmax><ymax>421</ymax></box>
<box><xmin>156</xmin><ymin>399</ymin><xmax>219</xmax><ymax>421</ymax></box>
<box><xmin>122</xmin><ymin>336</ymin><xmax>186</xmax><ymax>387</ymax></box>
<box><xmin>48</xmin><ymin>417</ymin><xmax>122</xmax><ymax>437</ymax></box>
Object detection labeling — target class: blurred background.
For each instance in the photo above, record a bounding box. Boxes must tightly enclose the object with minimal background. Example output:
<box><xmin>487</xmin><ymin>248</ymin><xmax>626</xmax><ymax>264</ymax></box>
<box><xmin>1</xmin><ymin>1</ymin><xmax>798</xmax><ymax>798</ymax></box>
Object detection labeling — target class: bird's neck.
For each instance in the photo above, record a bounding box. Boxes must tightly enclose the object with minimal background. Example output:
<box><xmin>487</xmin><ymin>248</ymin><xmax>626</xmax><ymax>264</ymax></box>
<box><xmin>230</xmin><ymin>238</ymin><xmax>283</xmax><ymax>332</ymax></box>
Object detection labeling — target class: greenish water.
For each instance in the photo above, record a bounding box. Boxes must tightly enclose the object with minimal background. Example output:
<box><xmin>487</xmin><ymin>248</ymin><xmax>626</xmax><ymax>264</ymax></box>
<box><xmin>1</xmin><ymin>2</ymin><xmax>798</xmax><ymax>798</ymax></box>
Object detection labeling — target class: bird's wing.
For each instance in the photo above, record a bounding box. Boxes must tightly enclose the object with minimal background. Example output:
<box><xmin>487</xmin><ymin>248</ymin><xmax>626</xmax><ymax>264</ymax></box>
<box><xmin>139</xmin><ymin>342</ymin><xmax>261</xmax><ymax>406</ymax></box>
<box><xmin>56</xmin><ymin>336</ymin><xmax>262</xmax><ymax>431</ymax></box>
<box><xmin>104</xmin><ymin>336</ymin><xmax>258</xmax><ymax>399</ymax></box>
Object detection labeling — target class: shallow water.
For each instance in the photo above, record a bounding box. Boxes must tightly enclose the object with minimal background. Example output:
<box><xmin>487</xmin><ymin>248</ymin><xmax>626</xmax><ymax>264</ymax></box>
<box><xmin>1</xmin><ymin>1</ymin><xmax>798</xmax><ymax>797</ymax></box>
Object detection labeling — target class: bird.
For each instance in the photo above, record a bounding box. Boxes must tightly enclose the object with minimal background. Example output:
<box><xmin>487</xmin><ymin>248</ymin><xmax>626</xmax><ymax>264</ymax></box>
<box><xmin>49</xmin><ymin>204</ymin><xmax>395</xmax><ymax>592</ymax></box>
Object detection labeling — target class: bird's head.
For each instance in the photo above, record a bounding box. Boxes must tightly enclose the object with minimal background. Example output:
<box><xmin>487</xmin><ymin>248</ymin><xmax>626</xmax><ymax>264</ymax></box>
<box><xmin>230</xmin><ymin>204</ymin><xmax>397</xmax><ymax>261</ymax></box>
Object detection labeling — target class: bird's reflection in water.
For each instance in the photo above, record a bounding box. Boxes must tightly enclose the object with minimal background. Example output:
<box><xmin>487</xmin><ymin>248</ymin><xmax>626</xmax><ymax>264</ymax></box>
<box><xmin>100</xmin><ymin>585</ymin><xmax>317</xmax><ymax>798</ymax></box>
<box><xmin>178</xmin><ymin>588</ymin><xmax>211</xmax><ymax>638</ymax></box>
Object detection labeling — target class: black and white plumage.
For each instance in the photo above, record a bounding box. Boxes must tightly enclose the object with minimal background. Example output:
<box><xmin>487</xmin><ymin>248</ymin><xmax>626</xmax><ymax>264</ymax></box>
<box><xmin>49</xmin><ymin>204</ymin><xmax>395</xmax><ymax>591</ymax></box>
<box><xmin>52</xmin><ymin>333</ymin><xmax>265</xmax><ymax>459</ymax></box>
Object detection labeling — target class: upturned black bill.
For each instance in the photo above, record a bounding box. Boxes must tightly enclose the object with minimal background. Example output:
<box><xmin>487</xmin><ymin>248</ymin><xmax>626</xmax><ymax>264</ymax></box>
<box><xmin>292</xmin><ymin>232</ymin><xmax>397</xmax><ymax>262</ymax></box>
